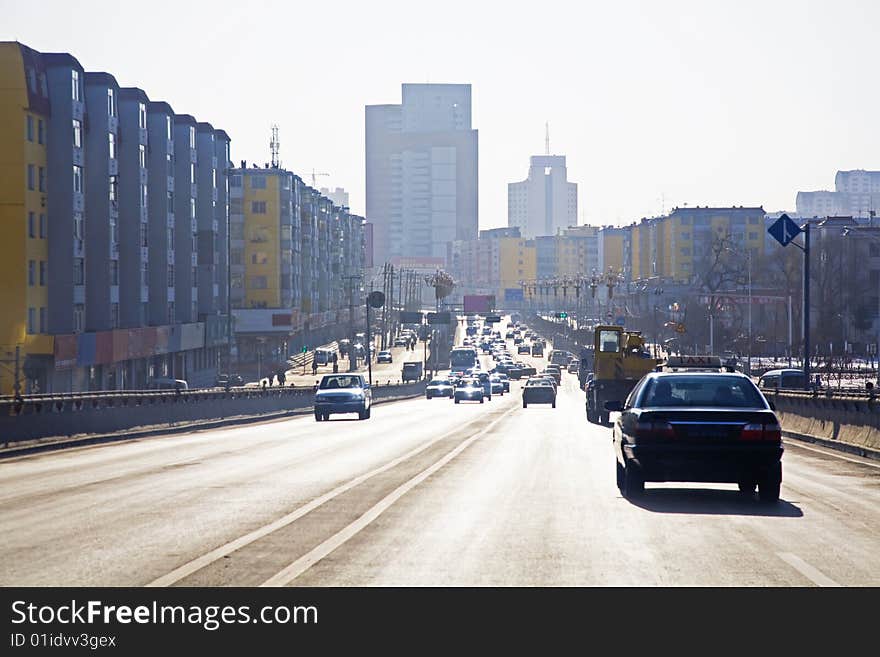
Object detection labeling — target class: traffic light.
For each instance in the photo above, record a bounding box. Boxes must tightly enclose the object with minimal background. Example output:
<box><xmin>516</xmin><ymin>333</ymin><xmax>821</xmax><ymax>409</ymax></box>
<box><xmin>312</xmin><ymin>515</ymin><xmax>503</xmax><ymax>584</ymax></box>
<box><xmin>301</xmin><ymin>346</ymin><xmax>307</xmax><ymax>353</ymax></box>
<box><xmin>555</xmin><ymin>312</ymin><xmax>568</xmax><ymax>319</ymax></box>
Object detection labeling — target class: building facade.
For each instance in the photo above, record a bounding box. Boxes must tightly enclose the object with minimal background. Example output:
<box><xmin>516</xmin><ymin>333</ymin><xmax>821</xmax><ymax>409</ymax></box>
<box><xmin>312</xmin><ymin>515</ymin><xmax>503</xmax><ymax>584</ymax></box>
<box><xmin>796</xmin><ymin>170</ymin><xmax>880</xmax><ymax>220</ymax></box>
<box><xmin>366</xmin><ymin>83</ymin><xmax>478</xmax><ymax>266</ymax></box>
<box><xmin>508</xmin><ymin>155</ymin><xmax>577</xmax><ymax>239</ymax></box>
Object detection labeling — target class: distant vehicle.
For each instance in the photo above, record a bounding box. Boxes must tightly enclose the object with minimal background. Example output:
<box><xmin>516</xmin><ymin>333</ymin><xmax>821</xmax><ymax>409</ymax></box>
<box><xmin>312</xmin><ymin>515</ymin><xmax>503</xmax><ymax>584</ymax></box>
<box><xmin>215</xmin><ymin>373</ymin><xmax>243</xmax><ymax>387</ymax></box>
<box><xmin>148</xmin><ymin>377</ymin><xmax>188</xmax><ymax>390</ymax></box>
<box><xmin>425</xmin><ymin>378</ymin><xmax>454</xmax><ymax>399</ymax></box>
<box><xmin>450</xmin><ymin>347</ymin><xmax>479</xmax><ymax>375</ymax></box>
<box><xmin>522</xmin><ymin>377</ymin><xmax>557</xmax><ymax>408</ymax></box>
<box><xmin>402</xmin><ymin>361</ymin><xmax>423</xmax><ymax>383</ymax></box>
<box><xmin>489</xmin><ymin>374</ymin><xmax>505</xmax><ymax>395</ymax></box>
<box><xmin>518</xmin><ymin>344</ymin><xmax>531</xmax><ymax>355</ymax></box>
<box><xmin>314</xmin><ymin>374</ymin><xmax>371</xmax><ymax>421</ymax></box>
<box><xmin>531</xmin><ymin>344</ymin><xmax>544</xmax><ymax>357</ymax></box>
<box><xmin>466</xmin><ymin>325</ymin><xmax>478</xmax><ymax>336</ymax></box>
<box><xmin>568</xmin><ymin>359</ymin><xmax>579</xmax><ymax>374</ymax></box>
<box><xmin>543</xmin><ymin>366</ymin><xmax>562</xmax><ymax>385</ymax></box>
<box><xmin>394</xmin><ymin>336</ymin><xmax>408</xmax><ymax>347</ymax></box>
<box><xmin>377</xmin><ymin>350</ymin><xmax>393</xmax><ymax>364</ymax></box>
<box><xmin>314</xmin><ymin>347</ymin><xmax>335</xmax><ymax>366</ymax></box>
<box><xmin>496</xmin><ymin>373</ymin><xmax>511</xmax><ymax>392</ymax></box>
<box><xmin>757</xmin><ymin>369</ymin><xmax>807</xmax><ymax>390</ymax></box>
<box><xmin>549</xmin><ymin>349</ymin><xmax>570</xmax><ymax>366</ymax></box>
<box><xmin>476</xmin><ymin>372</ymin><xmax>493</xmax><ymax>400</ymax></box>
<box><xmin>607</xmin><ymin>369</ymin><xmax>782</xmax><ymax>502</ymax></box>
<box><xmin>454</xmin><ymin>378</ymin><xmax>485</xmax><ymax>404</ymax></box>
<box><xmin>338</xmin><ymin>339</ymin><xmax>351</xmax><ymax>356</ymax></box>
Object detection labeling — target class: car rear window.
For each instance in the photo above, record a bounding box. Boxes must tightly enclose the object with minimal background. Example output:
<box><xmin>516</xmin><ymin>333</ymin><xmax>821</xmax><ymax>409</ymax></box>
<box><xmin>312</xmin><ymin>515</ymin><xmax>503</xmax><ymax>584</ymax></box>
<box><xmin>319</xmin><ymin>376</ymin><xmax>362</xmax><ymax>389</ymax></box>
<box><xmin>429</xmin><ymin>379</ymin><xmax>449</xmax><ymax>386</ymax></box>
<box><xmin>641</xmin><ymin>375</ymin><xmax>765</xmax><ymax>408</ymax></box>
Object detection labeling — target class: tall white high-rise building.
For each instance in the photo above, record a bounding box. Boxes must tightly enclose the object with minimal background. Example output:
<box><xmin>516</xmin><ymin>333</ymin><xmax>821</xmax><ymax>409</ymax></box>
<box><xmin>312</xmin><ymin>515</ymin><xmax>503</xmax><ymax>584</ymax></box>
<box><xmin>320</xmin><ymin>187</ymin><xmax>350</xmax><ymax>209</ymax></box>
<box><xmin>366</xmin><ymin>84</ymin><xmax>478</xmax><ymax>266</ymax></box>
<box><xmin>508</xmin><ymin>154</ymin><xmax>577</xmax><ymax>238</ymax></box>
<box><xmin>796</xmin><ymin>170</ymin><xmax>880</xmax><ymax>219</ymax></box>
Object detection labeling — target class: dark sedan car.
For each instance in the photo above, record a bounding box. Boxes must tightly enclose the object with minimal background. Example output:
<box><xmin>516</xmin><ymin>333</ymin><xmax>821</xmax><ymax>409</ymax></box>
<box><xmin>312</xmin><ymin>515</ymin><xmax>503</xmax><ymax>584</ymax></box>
<box><xmin>522</xmin><ymin>377</ymin><xmax>556</xmax><ymax>408</ymax></box>
<box><xmin>607</xmin><ymin>371</ymin><xmax>783</xmax><ymax>502</ymax></box>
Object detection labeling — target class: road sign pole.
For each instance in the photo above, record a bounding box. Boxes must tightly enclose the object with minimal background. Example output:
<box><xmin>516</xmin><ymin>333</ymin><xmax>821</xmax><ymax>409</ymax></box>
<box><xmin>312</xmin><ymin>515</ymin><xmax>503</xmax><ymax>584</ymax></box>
<box><xmin>366</xmin><ymin>301</ymin><xmax>372</xmax><ymax>387</ymax></box>
<box><xmin>803</xmin><ymin>222</ymin><xmax>811</xmax><ymax>389</ymax></box>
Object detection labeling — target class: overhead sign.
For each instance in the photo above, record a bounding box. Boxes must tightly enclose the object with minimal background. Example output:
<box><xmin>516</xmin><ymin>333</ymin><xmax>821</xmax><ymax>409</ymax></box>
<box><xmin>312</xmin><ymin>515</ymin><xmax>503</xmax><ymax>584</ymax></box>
<box><xmin>768</xmin><ymin>213</ymin><xmax>802</xmax><ymax>247</ymax></box>
<box><xmin>463</xmin><ymin>295</ymin><xmax>494</xmax><ymax>313</ymax></box>
<box><xmin>367</xmin><ymin>291</ymin><xmax>385</xmax><ymax>308</ymax></box>
<box><xmin>399</xmin><ymin>311</ymin><xmax>424</xmax><ymax>324</ymax></box>
<box><xmin>427</xmin><ymin>311</ymin><xmax>451</xmax><ymax>325</ymax></box>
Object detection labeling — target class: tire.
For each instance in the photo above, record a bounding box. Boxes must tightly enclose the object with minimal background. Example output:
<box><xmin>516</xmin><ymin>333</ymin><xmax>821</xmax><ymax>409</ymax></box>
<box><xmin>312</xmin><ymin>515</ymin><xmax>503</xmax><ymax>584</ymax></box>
<box><xmin>738</xmin><ymin>480</ymin><xmax>757</xmax><ymax>495</ymax></box>
<box><xmin>315</xmin><ymin>411</ymin><xmax>322</xmax><ymax>422</ymax></box>
<box><xmin>455</xmin><ymin>398</ymin><xmax>460</xmax><ymax>404</ymax></box>
<box><xmin>758</xmin><ymin>464</ymin><xmax>781</xmax><ymax>503</ymax></box>
<box><xmin>366</xmin><ymin>406</ymin><xmax>371</xmax><ymax>419</ymax></box>
<box><xmin>323</xmin><ymin>413</ymin><xmax>330</xmax><ymax>422</ymax></box>
<box><xmin>623</xmin><ymin>460</ymin><xmax>645</xmax><ymax>499</ymax></box>
<box><xmin>426</xmin><ymin>394</ymin><xmax>432</xmax><ymax>400</ymax></box>
<box><xmin>551</xmin><ymin>400</ymin><xmax>556</xmax><ymax>408</ymax></box>
<box><xmin>358</xmin><ymin>410</ymin><xmax>366</xmax><ymax>420</ymax></box>
<box><xmin>616</xmin><ymin>460</ymin><xmax>625</xmax><ymax>492</ymax></box>
<box><xmin>523</xmin><ymin>400</ymin><xmax>528</xmax><ymax>408</ymax></box>
<box><xmin>480</xmin><ymin>398</ymin><xmax>484</xmax><ymax>404</ymax></box>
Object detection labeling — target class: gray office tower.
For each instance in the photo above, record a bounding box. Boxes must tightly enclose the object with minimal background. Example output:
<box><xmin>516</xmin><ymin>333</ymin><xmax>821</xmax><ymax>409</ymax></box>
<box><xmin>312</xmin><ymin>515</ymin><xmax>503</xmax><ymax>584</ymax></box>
<box><xmin>365</xmin><ymin>83</ymin><xmax>478</xmax><ymax>266</ymax></box>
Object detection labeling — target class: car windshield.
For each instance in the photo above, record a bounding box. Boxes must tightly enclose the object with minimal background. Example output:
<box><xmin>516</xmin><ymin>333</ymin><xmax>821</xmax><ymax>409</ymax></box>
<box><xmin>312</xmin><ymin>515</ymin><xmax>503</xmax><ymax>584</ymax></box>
<box><xmin>429</xmin><ymin>379</ymin><xmax>450</xmax><ymax>386</ymax></box>
<box><xmin>641</xmin><ymin>375</ymin><xmax>766</xmax><ymax>408</ymax></box>
<box><xmin>527</xmin><ymin>380</ymin><xmax>551</xmax><ymax>387</ymax></box>
<box><xmin>319</xmin><ymin>376</ymin><xmax>362</xmax><ymax>389</ymax></box>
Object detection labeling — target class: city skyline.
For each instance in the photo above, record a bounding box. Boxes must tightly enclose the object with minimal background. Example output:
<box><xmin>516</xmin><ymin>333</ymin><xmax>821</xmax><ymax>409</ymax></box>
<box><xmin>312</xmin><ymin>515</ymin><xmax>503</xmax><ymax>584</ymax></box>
<box><xmin>4</xmin><ymin>0</ymin><xmax>880</xmax><ymax>230</ymax></box>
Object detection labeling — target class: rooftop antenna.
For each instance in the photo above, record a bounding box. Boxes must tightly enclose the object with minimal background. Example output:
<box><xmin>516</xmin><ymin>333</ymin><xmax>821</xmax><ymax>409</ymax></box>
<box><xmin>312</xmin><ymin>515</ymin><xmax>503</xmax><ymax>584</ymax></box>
<box><xmin>310</xmin><ymin>168</ymin><xmax>330</xmax><ymax>187</ymax></box>
<box><xmin>545</xmin><ymin>122</ymin><xmax>550</xmax><ymax>155</ymax></box>
<box><xmin>270</xmin><ymin>124</ymin><xmax>280</xmax><ymax>168</ymax></box>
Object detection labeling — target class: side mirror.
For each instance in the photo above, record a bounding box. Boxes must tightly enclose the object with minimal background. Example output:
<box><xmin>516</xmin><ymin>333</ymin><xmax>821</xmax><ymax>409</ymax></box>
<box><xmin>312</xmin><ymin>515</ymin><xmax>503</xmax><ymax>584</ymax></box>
<box><xmin>604</xmin><ymin>400</ymin><xmax>624</xmax><ymax>412</ymax></box>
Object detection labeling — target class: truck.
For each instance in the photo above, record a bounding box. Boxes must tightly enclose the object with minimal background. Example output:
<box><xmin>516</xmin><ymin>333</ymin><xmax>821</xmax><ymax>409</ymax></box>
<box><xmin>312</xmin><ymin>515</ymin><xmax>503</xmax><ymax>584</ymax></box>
<box><xmin>584</xmin><ymin>325</ymin><xmax>659</xmax><ymax>425</ymax></box>
<box><xmin>402</xmin><ymin>361</ymin><xmax>423</xmax><ymax>383</ymax></box>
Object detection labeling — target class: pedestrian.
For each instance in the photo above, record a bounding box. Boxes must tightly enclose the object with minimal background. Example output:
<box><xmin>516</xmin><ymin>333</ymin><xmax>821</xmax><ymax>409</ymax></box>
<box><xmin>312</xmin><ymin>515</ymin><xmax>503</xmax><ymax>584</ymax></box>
<box><xmin>278</xmin><ymin>370</ymin><xmax>286</xmax><ymax>386</ymax></box>
<box><xmin>312</xmin><ymin>358</ymin><xmax>318</xmax><ymax>376</ymax></box>
<box><xmin>261</xmin><ymin>379</ymin><xmax>268</xmax><ymax>391</ymax></box>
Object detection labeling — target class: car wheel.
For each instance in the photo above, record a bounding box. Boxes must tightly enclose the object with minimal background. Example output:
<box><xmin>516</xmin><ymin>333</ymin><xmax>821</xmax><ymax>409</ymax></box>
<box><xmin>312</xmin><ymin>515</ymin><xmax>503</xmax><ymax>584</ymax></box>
<box><xmin>315</xmin><ymin>411</ymin><xmax>322</xmax><ymax>422</ymax></box>
<box><xmin>758</xmin><ymin>464</ymin><xmax>782</xmax><ymax>503</ymax></box>
<box><xmin>738</xmin><ymin>480</ymin><xmax>757</xmax><ymax>495</ymax></box>
<box><xmin>616</xmin><ymin>460</ymin><xmax>625</xmax><ymax>492</ymax></box>
<box><xmin>480</xmin><ymin>398</ymin><xmax>484</xmax><ymax>404</ymax></box>
<box><xmin>623</xmin><ymin>460</ymin><xmax>645</xmax><ymax>499</ymax></box>
<box><xmin>426</xmin><ymin>394</ymin><xmax>432</xmax><ymax>399</ymax></box>
<box><xmin>455</xmin><ymin>398</ymin><xmax>460</xmax><ymax>404</ymax></box>
<box><xmin>551</xmin><ymin>400</ymin><xmax>556</xmax><ymax>408</ymax></box>
<box><xmin>366</xmin><ymin>406</ymin><xmax>371</xmax><ymax>419</ymax></box>
<box><xmin>323</xmin><ymin>413</ymin><xmax>330</xmax><ymax>422</ymax></box>
<box><xmin>523</xmin><ymin>400</ymin><xmax>528</xmax><ymax>408</ymax></box>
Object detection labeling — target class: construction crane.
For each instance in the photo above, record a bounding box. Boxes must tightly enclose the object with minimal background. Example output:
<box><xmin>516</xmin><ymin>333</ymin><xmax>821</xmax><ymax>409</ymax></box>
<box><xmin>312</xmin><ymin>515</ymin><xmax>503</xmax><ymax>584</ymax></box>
<box><xmin>310</xmin><ymin>169</ymin><xmax>330</xmax><ymax>187</ymax></box>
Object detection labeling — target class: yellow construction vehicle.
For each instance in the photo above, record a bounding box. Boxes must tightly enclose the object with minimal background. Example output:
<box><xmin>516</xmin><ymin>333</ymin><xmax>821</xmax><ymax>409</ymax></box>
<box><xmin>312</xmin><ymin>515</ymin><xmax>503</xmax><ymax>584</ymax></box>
<box><xmin>585</xmin><ymin>325</ymin><xmax>659</xmax><ymax>425</ymax></box>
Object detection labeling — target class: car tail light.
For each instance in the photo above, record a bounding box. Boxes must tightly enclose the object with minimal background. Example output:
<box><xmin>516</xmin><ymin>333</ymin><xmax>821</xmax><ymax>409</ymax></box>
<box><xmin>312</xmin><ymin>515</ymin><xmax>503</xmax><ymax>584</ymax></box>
<box><xmin>741</xmin><ymin>422</ymin><xmax>782</xmax><ymax>442</ymax></box>
<box><xmin>634</xmin><ymin>420</ymin><xmax>675</xmax><ymax>442</ymax></box>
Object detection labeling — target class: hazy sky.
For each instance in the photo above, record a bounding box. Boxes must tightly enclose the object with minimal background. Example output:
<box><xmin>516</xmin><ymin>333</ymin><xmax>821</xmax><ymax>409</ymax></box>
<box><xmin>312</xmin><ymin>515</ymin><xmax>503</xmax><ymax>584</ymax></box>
<box><xmin>4</xmin><ymin>0</ymin><xmax>879</xmax><ymax>228</ymax></box>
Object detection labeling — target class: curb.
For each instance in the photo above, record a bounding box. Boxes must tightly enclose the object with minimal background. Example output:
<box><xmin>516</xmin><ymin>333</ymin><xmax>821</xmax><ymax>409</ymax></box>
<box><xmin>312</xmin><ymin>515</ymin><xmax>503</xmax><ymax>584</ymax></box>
<box><xmin>782</xmin><ymin>430</ymin><xmax>880</xmax><ymax>462</ymax></box>
<box><xmin>0</xmin><ymin>392</ymin><xmax>425</xmax><ymax>460</ymax></box>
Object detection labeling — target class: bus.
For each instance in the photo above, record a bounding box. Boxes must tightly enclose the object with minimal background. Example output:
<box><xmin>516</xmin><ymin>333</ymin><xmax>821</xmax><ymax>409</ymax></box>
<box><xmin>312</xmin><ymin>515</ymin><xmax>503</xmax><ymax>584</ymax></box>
<box><xmin>450</xmin><ymin>347</ymin><xmax>478</xmax><ymax>375</ymax></box>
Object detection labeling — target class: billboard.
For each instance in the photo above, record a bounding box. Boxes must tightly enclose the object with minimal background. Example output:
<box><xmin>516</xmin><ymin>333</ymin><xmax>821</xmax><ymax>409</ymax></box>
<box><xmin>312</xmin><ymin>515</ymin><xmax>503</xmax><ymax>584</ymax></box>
<box><xmin>463</xmin><ymin>295</ymin><xmax>494</xmax><ymax>313</ymax></box>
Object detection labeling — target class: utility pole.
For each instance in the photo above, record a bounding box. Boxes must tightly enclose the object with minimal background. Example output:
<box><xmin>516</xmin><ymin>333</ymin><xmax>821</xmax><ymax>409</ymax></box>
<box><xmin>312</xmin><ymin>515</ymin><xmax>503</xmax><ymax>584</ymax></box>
<box><xmin>380</xmin><ymin>263</ymin><xmax>388</xmax><ymax>349</ymax></box>
<box><xmin>803</xmin><ymin>223</ymin><xmax>811</xmax><ymax>388</ymax></box>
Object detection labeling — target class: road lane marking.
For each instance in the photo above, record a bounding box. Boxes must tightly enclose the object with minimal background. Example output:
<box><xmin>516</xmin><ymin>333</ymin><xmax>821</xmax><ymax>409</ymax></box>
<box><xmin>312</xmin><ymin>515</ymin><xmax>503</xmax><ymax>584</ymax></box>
<box><xmin>776</xmin><ymin>552</ymin><xmax>841</xmax><ymax>587</ymax></box>
<box><xmin>260</xmin><ymin>406</ymin><xmax>516</xmax><ymax>587</ymax></box>
<box><xmin>146</xmin><ymin>403</ymin><xmax>515</xmax><ymax>587</ymax></box>
<box><xmin>782</xmin><ymin>439</ymin><xmax>880</xmax><ymax>469</ymax></box>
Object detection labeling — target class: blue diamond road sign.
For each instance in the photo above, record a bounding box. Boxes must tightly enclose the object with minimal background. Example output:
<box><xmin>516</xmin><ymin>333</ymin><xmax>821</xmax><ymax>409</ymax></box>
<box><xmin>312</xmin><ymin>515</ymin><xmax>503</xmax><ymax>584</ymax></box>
<box><xmin>768</xmin><ymin>213</ymin><xmax>802</xmax><ymax>247</ymax></box>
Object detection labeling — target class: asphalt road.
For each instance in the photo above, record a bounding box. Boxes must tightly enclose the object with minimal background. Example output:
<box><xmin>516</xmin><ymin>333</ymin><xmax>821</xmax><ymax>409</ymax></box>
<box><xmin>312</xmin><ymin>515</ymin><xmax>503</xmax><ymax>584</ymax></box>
<box><xmin>1</xmin><ymin>329</ymin><xmax>879</xmax><ymax>586</ymax></box>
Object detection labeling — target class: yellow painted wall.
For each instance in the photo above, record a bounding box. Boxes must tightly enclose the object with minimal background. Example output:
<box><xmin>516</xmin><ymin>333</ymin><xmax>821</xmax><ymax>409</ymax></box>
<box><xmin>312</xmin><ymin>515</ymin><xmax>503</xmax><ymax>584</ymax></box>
<box><xmin>601</xmin><ymin>231</ymin><xmax>624</xmax><ymax>274</ymax></box>
<box><xmin>0</xmin><ymin>43</ymin><xmax>52</xmax><ymax>394</ymax></box>
<box><xmin>243</xmin><ymin>172</ymin><xmax>281</xmax><ymax>308</ymax></box>
<box><xmin>497</xmin><ymin>238</ymin><xmax>534</xmax><ymax>298</ymax></box>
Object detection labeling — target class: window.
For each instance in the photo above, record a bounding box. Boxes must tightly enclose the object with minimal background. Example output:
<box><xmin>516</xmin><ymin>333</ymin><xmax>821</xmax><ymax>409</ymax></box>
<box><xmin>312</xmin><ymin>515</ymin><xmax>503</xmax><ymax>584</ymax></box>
<box><xmin>192</xmin><ymin>266</ymin><xmax>198</xmax><ymax>285</ymax></box>
<box><xmin>599</xmin><ymin>330</ymin><xmax>620</xmax><ymax>353</ymax></box>
<box><xmin>251</xmin><ymin>176</ymin><xmax>266</xmax><ymax>189</ymax></box>
<box><xmin>680</xmin><ymin>247</ymin><xmax>691</xmax><ymax>256</ymax></box>
<box><xmin>190</xmin><ymin>162</ymin><xmax>196</xmax><ymax>185</ymax></box>
<box><xmin>140</xmin><ymin>222</ymin><xmax>148</xmax><ymax>248</ymax></box>
<box><xmin>167</xmin><ymin>227</ymin><xmax>174</xmax><ymax>249</ymax></box>
<box><xmin>109</xmin><ymin>175</ymin><xmax>118</xmax><ymax>203</ymax></box>
<box><xmin>107</xmin><ymin>88</ymin><xmax>116</xmax><ymax>117</ymax></box>
<box><xmin>749</xmin><ymin>217</ymin><xmax>760</xmax><ymax>225</ymax></box>
<box><xmin>73</xmin><ymin>304</ymin><xmax>85</xmax><ymax>332</ymax></box>
<box><xmin>680</xmin><ymin>232</ymin><xmax>690</xmax><ymax>240</ymax></box>
<box><xmin>28</xmin><ymin>212</ymin><xmax>35</xmax><ymax>238</ymax></box>
<box><xmin>27</xmin><ymin>164</ymin><xmax>35</xmax><ymax>190</ymax></box>
<box><xmin>110</xmin><ymin>260</ymin><xmax>119</xmax><ymax>286</ymax></box>
<box><xmin>39</xmin><ymin>261</ymin><xmax>46</xmax><ymax>286</ymax></box>
<box><xmin>139</xmin><ymin>144</ymin><xmax>146</xmax><ymax>169</ymax></box>
<box><xmin>167</xmin><ymin>264</ymin><xmax>175</xmax><ymax>287</ymax></box>
<box><xmin>26</xmin><ymin>115</ymin><xmax>33</xmax><ymax>141</ymax></box>
<box><xmin>748</xmin><ymin>232</ymin><xmax>758</xmax><ymax>240</ymax></box>
<box><xmin>142</xmin><ymin>184</ymin><xmax>148</xmax><ymax>209</ymax></box>
<box><xmin>39</xmin><ymin>307</ymin><xmax>46</xmax><ymax>334</ymax></box>
<box><xmin>251</xmin><ymin>252</ymin><xmax>269</xmax><ymax>265</ymax></box>
<box><xmin>138</xmin><ymin>102</ymin><xmax>147</xmax><ymax>130</ymax></box>
<box><xmin>166</xmin><ymin>116</ymin><xmax>172</xmax><ymax>141</ymax></box>
<box><xmin>189</xmin><ymin>198</ymin><xmax>196</xmax><ymax>220</ymax></box>
<box><xmin>250</xmin><ymin>276</ymin><xmax>268</xmax><ymax>289</ymax></box>
<box><xmin>38</xmin><ymin>167</ymin><xmax>45</xmax><ymax>192</ymax></box>
<box><xmin>73</xmin><ymin>214</ymin><xmax>83</xmax><ymax>240</ymax></box>
<box><xmin>27</xmin><ymin>308</ymin><xmax>36</xmax><ymax>335</ymax></box>
<box><xmin>72</xmin><ymin>119</ymin><xmax>82</xmax><ymax>148</ymax></box>
<box><xmin>28</xmin><ymin>260</ymin><xmax>35</xmax><ymax>286</ymax></box>
<box><xmin>39</xmin><ymin>213</ymin><xmax>46</xmax><ymax>238</ymax></box>
<box><xmin>108</xmin><ymin>132</ymin><xmax>116</xmax><ymax>159</ymax></box>
<box><xmin>251</xmin><ymin>201</ymin><xmax>267</xmax><ymax>214</ymax></box>
<box><xmin>71</xmin><ymin>70</ymin><xmax>81</xmax><ymax>101</ymax></box>
<box><xmin>230</xmin><ymin>174</ymin><xmax>242</xmax><ymax>188</ymax></box>
<box><xmin>74</xmin><ymin>258</ymin><xmax>85</xmax><ymax>285</ymax></box>
<box><xmin>73</xmin><ymin>165</ymin><xmax>83</xmax><ymax>194</ymax></box>
<box><xmin>166</xmin><ymin>153</ymin><xmax>174</xmax><ymax>177</ymax></box>
<box><xmin>110</xmin><ymin>303</ymin><xmax>119</xmax><ymax>328</ymax></box>
<box><xmin>38</xmin><ymin>119</ymin><xmax>44</xmax><ymax>144</ymax></box>
<box><xmin>167</xmin><ymin>302</ymin><xmax>175</xmax><ymax>324</ymax></box>
<box><xmin>167</xmin><ymin>191</ymin><xmax>174</xmax><ymax>213</ymax></box>
<box><xmin>189</xmin><ymin>126</ymin><xmax>196</xmax><ymax>150</ymax></box>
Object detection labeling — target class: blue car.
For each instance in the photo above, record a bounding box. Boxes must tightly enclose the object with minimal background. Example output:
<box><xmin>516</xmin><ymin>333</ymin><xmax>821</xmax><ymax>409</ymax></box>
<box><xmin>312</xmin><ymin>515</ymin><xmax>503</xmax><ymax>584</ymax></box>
<box><xmin>314</xmin><ymin>374</ymin><xmax>372</xmax><ymax>421</ymax></box>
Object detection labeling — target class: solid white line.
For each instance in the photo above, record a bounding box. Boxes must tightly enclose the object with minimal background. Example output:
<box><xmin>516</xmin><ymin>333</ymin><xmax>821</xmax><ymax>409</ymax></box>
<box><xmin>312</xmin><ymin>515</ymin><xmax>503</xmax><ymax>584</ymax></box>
<box><xmin>260</xmin><ymin>407</ymin><xmax>514</xmax><ymax>587</ymax></box>
<box><xmin>776</xmin><ymin>552</ymin><xmax>841</xmax><ymax>587</ymax></box>
<box><xmin>783</xmin><ymin>438</ymin><xmax>880</xmax><ymax>469</ymax></box>
<box><xmin>145</xmin><ymin>405</ymin><xmax>512</xmax><ymax>587</ymax></box>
